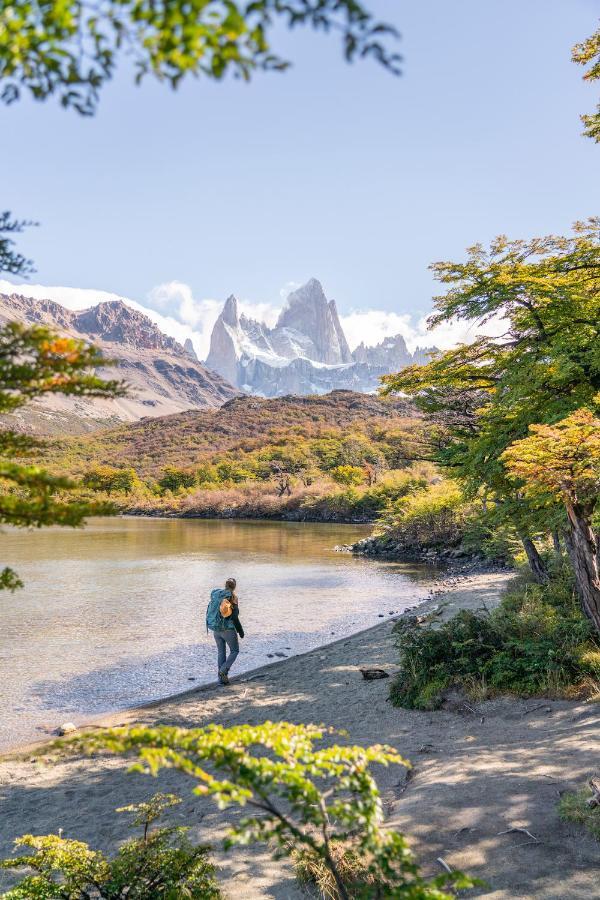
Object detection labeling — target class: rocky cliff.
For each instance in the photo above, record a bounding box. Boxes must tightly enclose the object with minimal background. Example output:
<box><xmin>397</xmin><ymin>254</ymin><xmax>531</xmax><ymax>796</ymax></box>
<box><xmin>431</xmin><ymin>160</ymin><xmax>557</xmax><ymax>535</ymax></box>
<box><xmin>0</xmin><ymin>292</ymin><xmax>238</xmax><ymax>434</ymax></box>
<box><xmin>205</xmin><ymin>278</ymin><xmax>436</xmax><ymax>397</ymax></box>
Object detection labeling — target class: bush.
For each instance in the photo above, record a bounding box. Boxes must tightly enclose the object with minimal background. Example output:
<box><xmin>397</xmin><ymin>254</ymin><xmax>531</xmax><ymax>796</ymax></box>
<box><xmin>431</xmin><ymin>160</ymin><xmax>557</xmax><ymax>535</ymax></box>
<box><xmin>377</xmin><ymin>481</ymin><xmax>469</xmax><ymax>549</ymax></box>
<box><xmin>80</xmin><ymin>722</ymin><xmax>472</xmax><ymax>900</ymax></box>
<box><xmin>0</xmin><ymin>792</ymin><xmax>222</xmax><ymax>899</ymax></box>
<box><xmin>390</xmin><ymin>563</ymin><xmax>600</xmax><ymax>710</ymax></box>
<box><xmin>331</xmin><ymin>465</ymin><xmax>365</xmax><ymax>486</ymax></box>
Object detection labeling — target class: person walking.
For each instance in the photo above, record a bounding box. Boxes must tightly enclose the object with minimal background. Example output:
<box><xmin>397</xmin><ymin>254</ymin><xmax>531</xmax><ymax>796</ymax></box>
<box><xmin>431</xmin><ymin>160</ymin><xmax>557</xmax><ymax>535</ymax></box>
<box><xmin>206</xmin><ymin>577</ymin><xmax>244</xmax><ymax>685</ymax></box>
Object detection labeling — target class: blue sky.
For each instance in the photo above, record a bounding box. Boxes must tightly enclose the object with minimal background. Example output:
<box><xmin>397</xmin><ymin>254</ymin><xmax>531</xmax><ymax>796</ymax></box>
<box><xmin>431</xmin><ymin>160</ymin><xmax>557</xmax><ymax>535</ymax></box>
<box><xmin>1</xmin><ymin>0</ymin><xmax>599</xmax><ymax>355</ymax></box>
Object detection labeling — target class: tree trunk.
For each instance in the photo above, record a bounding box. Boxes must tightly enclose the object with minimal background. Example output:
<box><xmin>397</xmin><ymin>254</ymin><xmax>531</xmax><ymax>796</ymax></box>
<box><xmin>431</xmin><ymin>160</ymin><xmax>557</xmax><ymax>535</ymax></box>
<box><xmin>519</xmin><ymin>533</ymin><xmax>549</xmax><ymax>584</ymax></box>
<box><xmin>563</xmin><ymin>505</ymin><xmax>600</xmax><ymax>634</ymax></box>
<box><xmin>552</xmin><ymin>529</ymin><xmax>562</xmax><ymax>556</ymax></box>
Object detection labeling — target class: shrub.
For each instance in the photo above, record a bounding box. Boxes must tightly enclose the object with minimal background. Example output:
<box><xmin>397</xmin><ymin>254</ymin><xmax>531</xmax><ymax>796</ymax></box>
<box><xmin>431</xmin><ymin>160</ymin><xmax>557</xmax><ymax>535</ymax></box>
<box><xmin>0</xmin><ymin>792</ymin><xmax>222</xmax><ymax>899</ymax></box>
<box><xmin>80</xmin><ymin>722</ymin><xmax>472</xmax><ymax>900</ymax></box>
<box><xmin>331</xmin><ymin>465</ymin><xmax>366</xmax><ymax>486</ymax></box>
<box><xmin>377</xmin><ymin>481</ymin><xmax>468</xmax><ymax>549</ymax></box>
<box><xmin>390</xmin><ymin>563</ymin><xmax>600</xmax><ymax>710</ymax></box>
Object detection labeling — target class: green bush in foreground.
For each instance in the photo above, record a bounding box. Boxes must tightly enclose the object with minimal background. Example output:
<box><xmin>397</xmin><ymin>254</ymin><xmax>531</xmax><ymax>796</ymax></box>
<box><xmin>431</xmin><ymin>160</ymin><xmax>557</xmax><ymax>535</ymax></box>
<box><xmin>77</xmin><ymin>721</ymin><xmax>472</xmax><ymax>900</ymax></box>
<box><xmin>0</xmin><ymin>792</ymin><xmax>221</xmax><ymax>899</ymax></box>
<box><xmin>559</xmin><ymin>784</ymin><xmax>600</xmax><ymax>841</ymax></box>
<box><xmin>390</xmin><ymin>564</ymin><xmax>600</xmax><ymax>710</ymax></box>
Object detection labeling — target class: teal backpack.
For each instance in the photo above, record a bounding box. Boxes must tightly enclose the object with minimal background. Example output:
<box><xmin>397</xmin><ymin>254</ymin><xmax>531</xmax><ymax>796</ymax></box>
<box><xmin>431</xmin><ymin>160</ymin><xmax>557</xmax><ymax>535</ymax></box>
<box><xmin>206</xmin><ymin>588</ymin><xmax>232</xmax><ymax>632</ymax></box>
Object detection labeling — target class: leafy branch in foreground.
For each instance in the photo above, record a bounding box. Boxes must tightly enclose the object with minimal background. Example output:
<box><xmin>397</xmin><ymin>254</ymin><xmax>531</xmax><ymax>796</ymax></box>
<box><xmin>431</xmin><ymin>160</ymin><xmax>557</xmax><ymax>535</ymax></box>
<box><xmin>0</xmin><ymin>211</ymin><xmax>37</xmax><ymax>277</ymax></box>
<box><xmin>80</xmin><ymin>721</ymin><xmax>472</xmax><ymax>900</ymax></box>
<box><xmin>0</xmin><ymin>0</ymin><xmax>401</xmax><ymax>116</ymax></box>
<box><xmin>1</xmin><ymin>791</ymin><xmax>222</xmax><ymax>898</ymax></box>
<box><xmin>573</xmin><ymin>26</ymin><xmax>600</xmax><ymax>142</ymax></box>
<box><xmin>0</xmin><ymin>321</ymin><xmax>125</xmax><ymax>590</ymax></box>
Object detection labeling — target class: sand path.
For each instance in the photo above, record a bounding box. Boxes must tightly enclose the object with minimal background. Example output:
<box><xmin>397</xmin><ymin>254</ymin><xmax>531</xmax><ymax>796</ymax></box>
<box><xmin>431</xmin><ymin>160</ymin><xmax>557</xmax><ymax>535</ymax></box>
<box><xmin>1</xmin><ymin>571</ymin><xmax>599</xmax><ymax>898</ymax></box>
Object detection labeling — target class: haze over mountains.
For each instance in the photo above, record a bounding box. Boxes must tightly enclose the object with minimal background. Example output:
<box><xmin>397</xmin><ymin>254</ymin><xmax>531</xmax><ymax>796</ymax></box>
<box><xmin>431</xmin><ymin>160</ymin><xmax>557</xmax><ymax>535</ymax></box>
<box><xmin>206</xmin><ymin>278</ymin><xmax>435</xmax><ymax>396</ymax></box>
<box><xmin>0</xmin><ymin>292</ymin><xmax>236</xmax><ymax>433</ymax></box>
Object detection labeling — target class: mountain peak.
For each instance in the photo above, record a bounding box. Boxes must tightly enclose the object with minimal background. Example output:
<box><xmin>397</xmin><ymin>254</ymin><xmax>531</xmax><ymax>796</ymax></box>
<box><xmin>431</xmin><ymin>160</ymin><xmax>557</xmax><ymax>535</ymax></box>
<box><xmin>276</xmin><ymin>279</ymin><xmax>352</xmax><ymax>365</ymax></box>
<box><xmin>221</xmin><ymin>295</ymin><xmax>239</xmax><ymax>328</ymax></box>
<box><xmin>74</xmin><ymin>300</ymin><xmax>183</xmax><ymax>353</ymax></box>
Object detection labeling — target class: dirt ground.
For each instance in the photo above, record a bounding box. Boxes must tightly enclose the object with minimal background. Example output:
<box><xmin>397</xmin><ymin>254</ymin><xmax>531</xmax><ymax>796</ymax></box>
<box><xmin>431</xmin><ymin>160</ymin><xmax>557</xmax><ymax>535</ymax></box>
<box><xmin>1</xmin><ymin>571</ymin><xmax>599</xmax><ymax>898</ymax></box>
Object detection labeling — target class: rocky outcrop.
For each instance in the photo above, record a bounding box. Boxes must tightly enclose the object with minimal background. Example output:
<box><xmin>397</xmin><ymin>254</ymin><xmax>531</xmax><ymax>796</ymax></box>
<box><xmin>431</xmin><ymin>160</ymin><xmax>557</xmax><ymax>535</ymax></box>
<box><xmin>183</xmin><ymin>338</ymin><xmax>198</xmax><ymax>360</ymax></box>
<box><xmin>0</xmin><ymin>292</ymin><xmax>238</xmax><ymax>433</ymax></box>
<box><xmin>204</xmin><ymin>278</ymin><xmax>437</xmax><ymax>397</ymax></box>
<box><xmin>275</xmin><ymin>278</ymin><xmax>353</xmax><ymax>365</ymax></box>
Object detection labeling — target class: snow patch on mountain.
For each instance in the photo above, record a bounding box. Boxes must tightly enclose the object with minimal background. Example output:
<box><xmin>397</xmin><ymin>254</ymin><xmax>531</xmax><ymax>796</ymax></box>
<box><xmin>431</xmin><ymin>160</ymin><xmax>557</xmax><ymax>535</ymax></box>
<box><xmin>205</xmin><ymin>278</ymin><xmax>437</xmax><ymax>397</ymax></box>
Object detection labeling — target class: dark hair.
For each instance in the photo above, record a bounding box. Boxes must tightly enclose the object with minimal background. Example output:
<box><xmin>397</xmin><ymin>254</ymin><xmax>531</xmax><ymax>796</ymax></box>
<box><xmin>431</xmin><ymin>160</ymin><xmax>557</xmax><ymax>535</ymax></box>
<box><xmin>225</xmin><ymin>578</ymin><xmax>236</xmax><ymax>591</ymax></box>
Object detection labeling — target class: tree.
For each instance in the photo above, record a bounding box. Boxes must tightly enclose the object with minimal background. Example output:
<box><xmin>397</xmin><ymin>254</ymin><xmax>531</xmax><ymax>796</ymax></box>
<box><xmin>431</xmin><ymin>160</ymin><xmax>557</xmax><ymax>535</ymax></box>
<box><xmin>0</xmin><ymin>211</ymin><xmax>37</xmax><ymax>277</ymax></box>
<box><xmin>158</xmin><ymin>465</ymin><xmax>197</xmax><ymax>492</ymax></box>
<box><xmin>502</xmin><ymin>409</ymin><xmax>600</xmax><ymax>632</ymax></box>
<box><xmin>83</xmin><ymin>721</ymin><xmax>471</xmax><ymax>900</ymax></box>
<box><xmin>83</xmin><ymin>465</ymin><xmax>137</xmax><ymax>494</ymax></box>
<box><xmin>382</xmin><ymin>220</ymin><xmax>600</xmax><ymax>581</ymax></box>
<box><xmin>0</xmin><ymin>0</ymin><xmax>400</xmax><ymax>116</ymax></box>
<box><xmin>572</xmin><ymin>26</ymin><xmax>600</xmax><ymax>142</ymax></box>
<box><xmin>1</xmin><ymin>792</ymin><xmax>222</xmax><ymax>898</ymax></box>
<box><xmin>0</xmin><ymin>322</ymin><xmax>123</xmax><ymax>589</ymax></box>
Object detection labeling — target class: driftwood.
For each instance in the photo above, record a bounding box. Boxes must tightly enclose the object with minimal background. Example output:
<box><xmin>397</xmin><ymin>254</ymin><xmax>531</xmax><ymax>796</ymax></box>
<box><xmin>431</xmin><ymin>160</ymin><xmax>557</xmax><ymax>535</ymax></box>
<box><xmin>498</xmin><ymin>826</ymin><xmax>540</xmax><ymax>844</ymax></box>
<box><xmin>359</xmin><ymin>667</ymin><xmax>390</xmax><ymax>680</ymax></box>
<box><xmin>587</xmin><ymin>777</ymin><xmax>600</xmax><ymax>809</ymax></box>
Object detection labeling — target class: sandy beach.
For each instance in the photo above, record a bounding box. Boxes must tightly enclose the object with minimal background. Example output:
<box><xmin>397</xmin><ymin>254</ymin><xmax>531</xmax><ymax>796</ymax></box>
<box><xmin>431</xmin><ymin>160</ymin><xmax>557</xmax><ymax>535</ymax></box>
<box><xmin>1</xmin><ymin>570</ymin><xmax>599</xmax><ymax>899</ymax></box>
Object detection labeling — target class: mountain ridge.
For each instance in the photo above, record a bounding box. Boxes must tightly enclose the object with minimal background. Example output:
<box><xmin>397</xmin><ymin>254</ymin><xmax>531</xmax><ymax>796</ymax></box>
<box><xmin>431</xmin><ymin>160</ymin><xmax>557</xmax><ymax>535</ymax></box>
<box><xmin>0</xmin><ymin>292</ymin><xmax>238</xmax><ymax>433</ymax></box>
<box><xmin>205</xmin><ymin>277</ymin><xmax>436</xmax><ymax>396</ymax></box>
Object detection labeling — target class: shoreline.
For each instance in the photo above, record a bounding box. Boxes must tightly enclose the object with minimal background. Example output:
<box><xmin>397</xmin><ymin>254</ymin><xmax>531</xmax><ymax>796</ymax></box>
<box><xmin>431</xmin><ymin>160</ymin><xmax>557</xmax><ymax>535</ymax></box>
<box><xmin>2</xmin><ymin>565</ymin><xmax>503</xmax><ymax>760</ymax></box>
<box><xmin>3</xmin><ymin>568</ymin><xmax>600</xmax><ymax>899</ymax></box>
<box><xmin>0</xmin><ymin>567</ymin><xmax>459</xmax><ymax>759</ymax></box>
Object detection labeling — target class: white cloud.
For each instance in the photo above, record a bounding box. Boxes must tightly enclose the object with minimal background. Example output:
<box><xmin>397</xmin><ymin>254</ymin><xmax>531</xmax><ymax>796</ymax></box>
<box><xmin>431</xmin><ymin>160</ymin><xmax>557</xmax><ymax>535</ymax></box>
<box><xmin>145</xmin><ymin>280</ymin><xmax>281</xmax><ymax>356</ymax></box>
<box><xmin>0</xmin><ymin>278</ymin><xmax>506</xmax><ymax>362</ymax></box>
<box><xmin>340</xmin><ymin>308</ymin><xmax>506</xmax><ymax>353</ymax></box>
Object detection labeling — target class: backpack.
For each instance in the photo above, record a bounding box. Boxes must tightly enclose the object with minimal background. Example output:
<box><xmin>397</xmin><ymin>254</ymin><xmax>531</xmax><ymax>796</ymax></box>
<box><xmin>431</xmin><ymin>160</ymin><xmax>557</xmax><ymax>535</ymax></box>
<box><xmin>206</xmin><ymin>588</ymin><xmax>232</xmax><ymax>632</ymax></box>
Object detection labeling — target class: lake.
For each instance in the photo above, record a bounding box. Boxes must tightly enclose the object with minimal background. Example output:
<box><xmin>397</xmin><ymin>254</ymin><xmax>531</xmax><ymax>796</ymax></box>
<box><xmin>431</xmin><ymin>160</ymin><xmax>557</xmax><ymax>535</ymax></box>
<box><xmin>0</xmin><ymin>517</ymin><xmax>435</xmax><ymax>751</ymax></box>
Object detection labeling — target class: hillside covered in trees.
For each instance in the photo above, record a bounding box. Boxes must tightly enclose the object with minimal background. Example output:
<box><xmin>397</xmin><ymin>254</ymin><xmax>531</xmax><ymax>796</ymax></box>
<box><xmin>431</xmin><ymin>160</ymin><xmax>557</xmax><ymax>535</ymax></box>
<box><xmin>40</xmin><ymin>391</ymin><xmax>445</xmax><ymax>524</ymax></box>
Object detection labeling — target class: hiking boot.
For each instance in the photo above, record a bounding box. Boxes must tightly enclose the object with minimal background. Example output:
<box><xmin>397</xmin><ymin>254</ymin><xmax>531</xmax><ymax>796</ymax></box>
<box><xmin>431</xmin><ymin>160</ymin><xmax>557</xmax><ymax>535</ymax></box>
<box><xmin>218</xmin><ymin>670</ymin><xmax>230</xmax><ymax>686</ymax></box>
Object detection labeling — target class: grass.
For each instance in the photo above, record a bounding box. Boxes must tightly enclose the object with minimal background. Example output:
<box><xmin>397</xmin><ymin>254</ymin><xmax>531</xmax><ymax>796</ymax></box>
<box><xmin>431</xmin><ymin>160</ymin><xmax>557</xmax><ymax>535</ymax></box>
<box><xmin>559</xmin><ymin>785</ymin><xmax>600</xmax><ymax>841</ymax></box>
<box><xmin>390</xmin><ymin>561</ymin><xmax>600</xmax><ymax>710</ymax></box>
<box><xmin>292</xmin><ymin>842</ymin><xmax>379</xmax><ymax>900</ymax></box>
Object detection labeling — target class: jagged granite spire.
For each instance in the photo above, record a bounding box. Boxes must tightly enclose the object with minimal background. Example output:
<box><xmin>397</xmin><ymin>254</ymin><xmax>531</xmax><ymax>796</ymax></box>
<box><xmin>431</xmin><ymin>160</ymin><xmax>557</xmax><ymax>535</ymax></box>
<box><xmin>276</xmin><ymin>278</ymin><xmax>353</xmax><ymax>365</ymax></box>
<box><xmin>203</xmin><ymin>279</ymin><xmax>438</xmax><ymax>396</ymax></box>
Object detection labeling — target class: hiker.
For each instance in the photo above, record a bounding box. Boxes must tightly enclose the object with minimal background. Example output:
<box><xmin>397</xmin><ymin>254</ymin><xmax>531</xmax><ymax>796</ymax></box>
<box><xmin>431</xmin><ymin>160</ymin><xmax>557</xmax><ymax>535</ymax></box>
<box><xmin>206</xmin><ymin>577</ymin><xmax>244</xmax><ymax>685</ymax></box>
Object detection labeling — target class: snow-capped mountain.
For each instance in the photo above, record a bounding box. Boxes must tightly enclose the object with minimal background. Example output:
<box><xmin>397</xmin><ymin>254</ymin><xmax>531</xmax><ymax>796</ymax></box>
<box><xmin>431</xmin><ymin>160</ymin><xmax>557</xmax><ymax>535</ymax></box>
<box><xmin>205</xmin><ymin>278</ymin><xmax>436</xmax><ymax>396</ymax></box>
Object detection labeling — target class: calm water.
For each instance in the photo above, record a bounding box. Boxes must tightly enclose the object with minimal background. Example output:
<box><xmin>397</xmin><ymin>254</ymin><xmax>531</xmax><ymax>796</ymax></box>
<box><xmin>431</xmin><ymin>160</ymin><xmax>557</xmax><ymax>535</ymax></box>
<box><xmin>0</xmin><ymin>518</ymin><xmax>436</xmax><ymax>751</ymax></box>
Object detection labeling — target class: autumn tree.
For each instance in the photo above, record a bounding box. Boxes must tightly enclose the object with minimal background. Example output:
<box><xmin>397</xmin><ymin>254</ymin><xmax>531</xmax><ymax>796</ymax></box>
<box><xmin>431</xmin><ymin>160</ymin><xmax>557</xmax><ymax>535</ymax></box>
<box><xmin>382</xmin><ymin>220</ymin><xmax>600</xmax><ymax>581</ymax></box>
<box><xmin>0</xmin><ymin>323</ymin><xmax>123</xmax><ymax>589</ymax></box>
<box><xmin>503</xmin><ymin>409</ymin><xmax>600</xmax><ymax>632</ymax></box>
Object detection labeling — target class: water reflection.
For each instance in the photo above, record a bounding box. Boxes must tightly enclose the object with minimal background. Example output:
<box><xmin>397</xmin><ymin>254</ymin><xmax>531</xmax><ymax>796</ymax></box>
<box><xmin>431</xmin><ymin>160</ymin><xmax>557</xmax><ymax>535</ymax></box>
<box><xmin>0</xmin><ymin>518</ymin><xmax>435</xmax><ymax>751</ymax></box>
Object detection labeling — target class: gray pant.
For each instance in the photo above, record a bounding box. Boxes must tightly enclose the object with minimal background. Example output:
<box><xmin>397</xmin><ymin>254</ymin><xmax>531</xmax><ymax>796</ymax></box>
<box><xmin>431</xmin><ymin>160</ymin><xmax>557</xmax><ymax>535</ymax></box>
<box><xmin>213</xmin><ymin>628</ymin><xmax>239</xmax><ymax>674</ymax></box>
